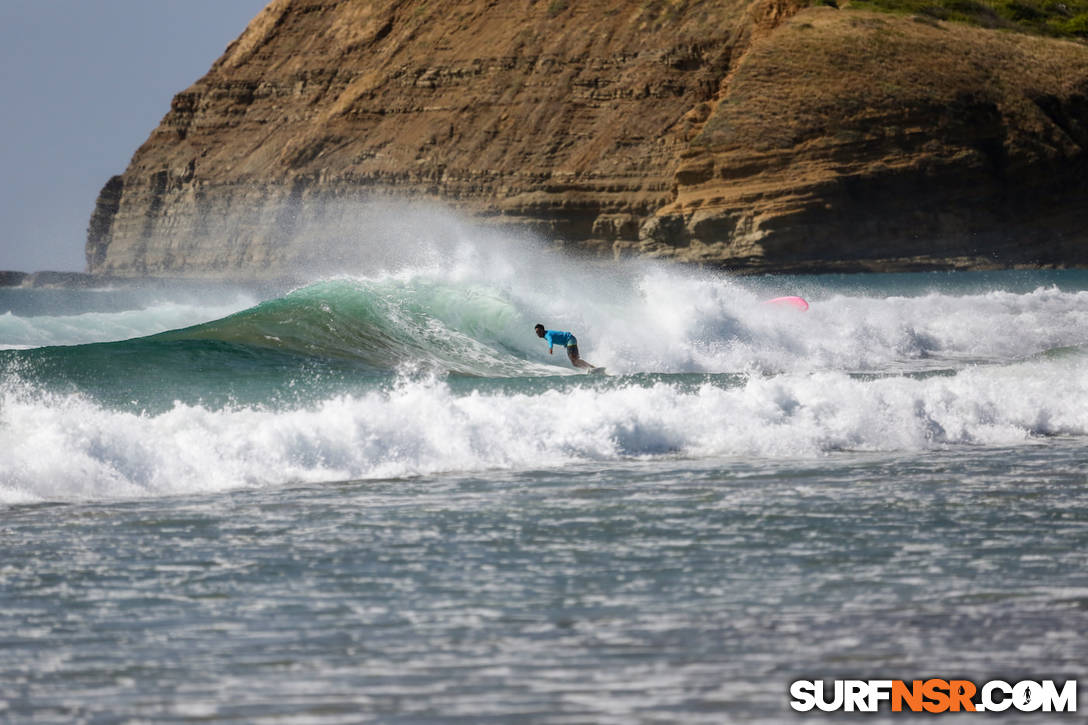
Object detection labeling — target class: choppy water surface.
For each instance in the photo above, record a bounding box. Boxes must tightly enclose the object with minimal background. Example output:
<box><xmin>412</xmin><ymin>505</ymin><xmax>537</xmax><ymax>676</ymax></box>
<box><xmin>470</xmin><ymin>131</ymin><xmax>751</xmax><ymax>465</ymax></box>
<box><xmin>3</xmin><ymin>445</ymin><xmax>1086</xmax><ymax>723</ymax></box>
<box><xmin>1</xmin><ymin>227</ymin><xmax>1087</xmax><ymax>721</ymax></box>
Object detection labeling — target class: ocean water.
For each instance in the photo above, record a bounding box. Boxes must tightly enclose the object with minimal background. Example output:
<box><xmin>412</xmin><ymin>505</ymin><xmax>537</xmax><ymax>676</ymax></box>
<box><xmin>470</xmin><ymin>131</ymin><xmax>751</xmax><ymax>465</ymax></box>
<box><xmin>1</xmin><ymin>226</ymin><xmax>1087</xmax><ymax>721</ymax></box>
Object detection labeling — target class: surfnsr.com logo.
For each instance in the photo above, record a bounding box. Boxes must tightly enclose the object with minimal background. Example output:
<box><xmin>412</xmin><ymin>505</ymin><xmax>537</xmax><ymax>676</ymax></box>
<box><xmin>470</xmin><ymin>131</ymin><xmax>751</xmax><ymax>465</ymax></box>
<box><xmin>789</xmin><ymin>679</ymin><xmax>1078</xmax><ymax>713</ymax></box>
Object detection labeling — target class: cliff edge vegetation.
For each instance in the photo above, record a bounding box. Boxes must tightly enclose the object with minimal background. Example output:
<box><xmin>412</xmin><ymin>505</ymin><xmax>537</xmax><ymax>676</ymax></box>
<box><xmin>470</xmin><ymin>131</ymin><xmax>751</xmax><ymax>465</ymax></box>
<box><xmin>87</xmin><ymin>0</ymin><xmax>1088</xmax><ymax>277</ymax></box>
<box><xmin>850</xmin><ymin>0</ymin><xmax>1088</xmax><ymax>39</ymax></box>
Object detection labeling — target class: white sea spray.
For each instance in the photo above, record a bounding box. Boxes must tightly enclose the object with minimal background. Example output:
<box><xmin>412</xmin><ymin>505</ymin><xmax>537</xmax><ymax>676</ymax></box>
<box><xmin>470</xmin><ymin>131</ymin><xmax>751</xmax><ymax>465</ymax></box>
<box><xmin>2</xmin><ymin>354</ymin><xmax>1086</xmax><ymax>504</ymax></box>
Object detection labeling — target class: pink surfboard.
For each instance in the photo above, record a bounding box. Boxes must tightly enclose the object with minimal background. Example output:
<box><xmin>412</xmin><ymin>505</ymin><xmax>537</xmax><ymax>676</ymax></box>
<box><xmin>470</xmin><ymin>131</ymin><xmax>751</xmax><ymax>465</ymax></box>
<box><xmin>764</xmin><ymin>296</ymin><xmax>809</xmax><ymax>311</ymax></box>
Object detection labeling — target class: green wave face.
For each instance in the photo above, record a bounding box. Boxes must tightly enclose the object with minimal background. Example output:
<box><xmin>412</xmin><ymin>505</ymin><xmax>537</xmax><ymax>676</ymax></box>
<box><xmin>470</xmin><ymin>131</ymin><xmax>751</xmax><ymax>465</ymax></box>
<box><xmin>1</xmin><ymin>278</ymin><xmax>560</xmax><ymax>411</ymax></box>
<box><xmin>155</xmin><ymin>277</ymin><xmax>545</xmax><ymax>375</ymax></box>
<box><xmin>123</xmin><ymin>278</ymin><xmax>546</xmax><ymax>372</ymax></box>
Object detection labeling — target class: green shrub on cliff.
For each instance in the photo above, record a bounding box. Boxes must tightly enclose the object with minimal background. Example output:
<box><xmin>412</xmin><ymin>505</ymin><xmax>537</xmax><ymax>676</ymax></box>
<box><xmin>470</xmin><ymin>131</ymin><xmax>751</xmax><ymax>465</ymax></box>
<box><xmin>1061</xmin><ymin>11</ymin><xmax>1088</xmax><ymax>33</ymax></box>
<box><xmin>849</xmin><ymin>0</ymin><xmax>1088</xmax><ymax>37</ymax></box>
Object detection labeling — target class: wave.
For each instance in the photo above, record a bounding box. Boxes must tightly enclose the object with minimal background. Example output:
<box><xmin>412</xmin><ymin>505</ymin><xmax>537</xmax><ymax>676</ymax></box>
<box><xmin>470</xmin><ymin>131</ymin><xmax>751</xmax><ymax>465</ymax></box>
<box><xmin>8</xmin><ymin>267</ymin><xmax>1088</xmax><ymax>382</ymax></box>
<box><xmin>0</xmin><ymin>294</ymin><xmax>256</xmax><ymax>348</ymax></box>
<box><xmin>5</xmin><ymin>205</ymin><xmax>1088</xmax><ymax>378</ymax></box>
<box><xmin>3</xmin><ymin>357</ymin><xmax>1086</xmax><ymax>504</ymax></box>
<box><xmin>150</xmin><ymin>277</ymin><xmax>554</xmax><ymax>377</ymax></box>
<box><xmin>6</xmin><ymin>207</ymin><xmax>1087</xmax><ymax>505</ymax></box>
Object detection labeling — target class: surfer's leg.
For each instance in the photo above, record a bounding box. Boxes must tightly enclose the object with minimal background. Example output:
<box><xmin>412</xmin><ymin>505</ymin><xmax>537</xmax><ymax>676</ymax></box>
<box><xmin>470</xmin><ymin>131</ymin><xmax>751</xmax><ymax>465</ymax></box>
<box><xmin>567</xmin><ymin>344</ymin><xmax>592</xmax><ymax>369</ymax></box>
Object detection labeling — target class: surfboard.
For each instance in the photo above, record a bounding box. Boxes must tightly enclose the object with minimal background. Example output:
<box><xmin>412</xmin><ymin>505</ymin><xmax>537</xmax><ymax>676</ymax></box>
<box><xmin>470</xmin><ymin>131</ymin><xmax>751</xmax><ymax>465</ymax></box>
<box><xmin>587</xmin><ymin>366</ymin><xmax>607</xmax><ymax>375</ymax></box>
<box><xmin>764</xmin><ymin>296</ymin><xmax>809</xmax><ymax>311</ymax></box>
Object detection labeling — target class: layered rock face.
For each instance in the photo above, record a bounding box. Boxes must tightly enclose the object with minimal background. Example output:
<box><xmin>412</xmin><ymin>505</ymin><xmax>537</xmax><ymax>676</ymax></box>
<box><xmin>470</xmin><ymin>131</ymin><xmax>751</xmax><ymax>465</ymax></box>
<box><xmin>87</xmin><ymin>0</ymin><xmax>1088</xmax><ymax>277</ymax></box>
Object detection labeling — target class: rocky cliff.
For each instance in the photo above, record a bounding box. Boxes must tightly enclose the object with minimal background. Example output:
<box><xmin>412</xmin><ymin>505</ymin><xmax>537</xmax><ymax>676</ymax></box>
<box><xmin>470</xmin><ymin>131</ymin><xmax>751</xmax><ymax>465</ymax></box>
<box><xmin>87</xmin><ymin>0</ymin><xmax>1088</xmax><ymax>277</ymax></box>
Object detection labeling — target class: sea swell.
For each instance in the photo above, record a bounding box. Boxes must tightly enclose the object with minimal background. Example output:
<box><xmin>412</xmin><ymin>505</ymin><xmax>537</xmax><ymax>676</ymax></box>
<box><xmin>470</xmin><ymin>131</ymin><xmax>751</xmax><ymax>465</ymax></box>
<box><xmin>0</xmin><ymin>290</ymin><xmax>256</xmax><ymax>349</ymax></box>
<box><xmin>4</xmin><ymin>255</ymin><xmax>1088</xmax><ymax>505</ymax></box>
<box><xmin>8</xmin><ymin>270</ymin><xmax>1088</xmax><ymax>380</ymax></box>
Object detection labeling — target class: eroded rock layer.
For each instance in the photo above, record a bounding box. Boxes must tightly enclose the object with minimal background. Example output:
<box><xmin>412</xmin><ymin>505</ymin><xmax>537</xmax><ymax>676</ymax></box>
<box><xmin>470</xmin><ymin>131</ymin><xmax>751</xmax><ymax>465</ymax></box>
<box><xmin>87</xmin><ymin>0</ymin><xmax>1088</xmax><ymax>276</ymax></box>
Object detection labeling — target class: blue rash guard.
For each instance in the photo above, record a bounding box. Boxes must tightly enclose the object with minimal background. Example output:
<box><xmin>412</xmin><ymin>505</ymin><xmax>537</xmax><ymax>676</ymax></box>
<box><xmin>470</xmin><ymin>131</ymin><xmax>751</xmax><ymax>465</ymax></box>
<box><xmin>543</xmin><ymin>330</ymin><xmax>576</xmax><ymax>351</ymax></box>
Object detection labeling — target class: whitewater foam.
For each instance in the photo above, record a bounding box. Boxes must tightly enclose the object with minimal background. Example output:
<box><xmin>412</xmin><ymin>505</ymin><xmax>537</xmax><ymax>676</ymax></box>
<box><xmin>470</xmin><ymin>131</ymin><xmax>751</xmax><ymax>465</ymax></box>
<box><xmin>3</xmin><ymin>355</ymin><xmax>1085</xmax><ymax>504</ymax></box>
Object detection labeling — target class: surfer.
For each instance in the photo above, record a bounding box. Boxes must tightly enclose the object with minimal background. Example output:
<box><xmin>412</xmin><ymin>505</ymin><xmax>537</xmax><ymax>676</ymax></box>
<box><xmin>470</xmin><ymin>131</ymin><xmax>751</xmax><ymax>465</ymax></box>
<box><xmin>535</xmin><ymin>324</ymin><xmax>596</xmax><ymax>370</ymax></box>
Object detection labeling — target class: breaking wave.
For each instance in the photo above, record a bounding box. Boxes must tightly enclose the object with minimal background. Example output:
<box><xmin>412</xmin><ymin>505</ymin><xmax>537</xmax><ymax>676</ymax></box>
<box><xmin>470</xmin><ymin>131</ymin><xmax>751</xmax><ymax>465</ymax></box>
<box><xmin>2</xmin><ymin>355</ymin><xmax>1086</xmax><ymax>504</ymax></box>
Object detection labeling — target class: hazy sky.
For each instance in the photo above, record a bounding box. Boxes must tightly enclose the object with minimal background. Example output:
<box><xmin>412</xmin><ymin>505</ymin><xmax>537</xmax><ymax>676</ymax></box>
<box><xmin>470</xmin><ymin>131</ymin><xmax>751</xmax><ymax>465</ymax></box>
<box><xmin>0</xmin><ymin>1</ymin><xmax>269</xmax><ymax>272</ymax></box>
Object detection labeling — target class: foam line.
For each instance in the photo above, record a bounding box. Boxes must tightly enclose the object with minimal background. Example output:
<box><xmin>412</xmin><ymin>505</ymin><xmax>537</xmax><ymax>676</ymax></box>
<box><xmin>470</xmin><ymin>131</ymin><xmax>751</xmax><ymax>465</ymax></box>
<box><xmin>3</xmin><ymin>357</ymin><xmax>1085</xmax><ymax>504</ymax></box>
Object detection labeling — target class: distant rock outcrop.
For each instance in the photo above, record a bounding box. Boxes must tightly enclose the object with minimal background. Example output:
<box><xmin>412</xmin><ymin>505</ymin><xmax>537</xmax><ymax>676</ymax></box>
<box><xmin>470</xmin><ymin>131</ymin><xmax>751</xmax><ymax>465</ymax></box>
<box><xmin>0</xmin><ymin>271</ymin><xmax>28</xmax><ymax>287</ymax></box>
<box><xmin>87</xmin><ymin>0</ymin><xmax>1088</xmax><ymax>276</ymax></box>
